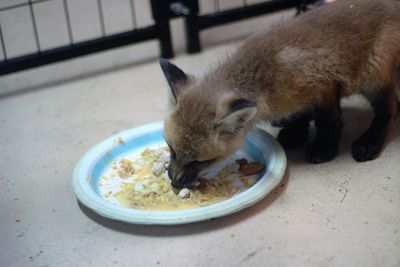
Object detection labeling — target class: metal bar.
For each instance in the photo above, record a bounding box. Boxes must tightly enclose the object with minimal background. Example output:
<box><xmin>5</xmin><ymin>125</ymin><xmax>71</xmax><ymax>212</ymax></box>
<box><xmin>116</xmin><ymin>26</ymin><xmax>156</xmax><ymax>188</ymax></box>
<box><xmin>0</xmin><ymin>23</ymin><xmax>7</xmax><ymax>60</ymax></box>
<box><xmin>150</xmin><ymin>0</ymin><xmax>173</xmax><ymax>58</ymax></box>
<box><xmin>182</xmin><ymin>0</ymin><xmax>200</xmax><ymax>53</ymax></box>
<box><xmin>129</xmin><ymin>0</ymin><xmax>137</xmax><ymax>29</ymax></box>
<box><xmin>0</xmin><ymin>26</ymin><xmax>158</xmax><ymax>76</ymax></box>
<box><xmin>0</xmin><ymin>0</ymin><xmax>53</xmax><ymax>12</ymax></box>
<box><xmin>197</xmin><ymin>0</ymin><xmax>304</xmax><ymax>29</ymax></box>
<box><xmin>28</xmin><ymin>0</ymin><xmax>41</xmax><ymax>52</ymax></box>
<box><xmin>184</xmin><ymin>0</ymin><xmax>306</xmax><ymax>54</ymax></box>
<box><xmin>63</xmin><ymin>0</ymin><xmax>74</xmax><ymax>44</ymax></box>
<box><xmin>97</xmin><ymin>0</ymin><xmax>106</xmax><ymax>36</ymax></box>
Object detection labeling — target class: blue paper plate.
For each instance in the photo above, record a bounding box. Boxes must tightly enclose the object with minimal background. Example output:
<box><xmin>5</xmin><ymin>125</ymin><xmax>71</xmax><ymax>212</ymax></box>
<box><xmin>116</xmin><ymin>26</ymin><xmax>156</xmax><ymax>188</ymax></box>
<box><xmin>72</xmin><ymin>121</ymin><xmax>286</xmax><ymax>225</ymax></box>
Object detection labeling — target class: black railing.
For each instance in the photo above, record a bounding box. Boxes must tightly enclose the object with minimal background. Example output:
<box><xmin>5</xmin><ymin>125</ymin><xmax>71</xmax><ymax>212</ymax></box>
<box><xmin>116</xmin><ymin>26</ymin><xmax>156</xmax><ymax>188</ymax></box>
<box><xmin>0</xmin><ymin>0</ymin><xmax>173</xmax><ymax>76</ymax></box>
<box><xmin>180</xmin><ymin>0</ymin><xmax>316</xmax><ymax>53</ymax></box>
<box><xmin>0</xmin><ymin>0</ymin><xmax>317</xmax><ymax>76</ymax></box>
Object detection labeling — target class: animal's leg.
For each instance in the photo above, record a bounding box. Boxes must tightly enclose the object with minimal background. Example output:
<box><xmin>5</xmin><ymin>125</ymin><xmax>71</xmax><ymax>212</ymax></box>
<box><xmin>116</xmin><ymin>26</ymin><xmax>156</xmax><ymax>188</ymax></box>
<box><xmin>352</xmin><ymin>86</ymin><xmax>397</xmax><ymax>162</ymax></box>
<box><xmin>306</xmin><ymin>92</ymin><xmax>342</xmax><ymax>163</ymax></box>
<box><xmin>277</xmin><ymin>112</ymin><xmax>312</xmax><ymax>149</ymax></box>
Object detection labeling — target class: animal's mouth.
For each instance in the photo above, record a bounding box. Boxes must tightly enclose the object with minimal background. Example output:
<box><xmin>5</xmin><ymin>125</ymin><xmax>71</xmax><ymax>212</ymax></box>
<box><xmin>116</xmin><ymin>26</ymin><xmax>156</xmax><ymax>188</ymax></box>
<box><xmin>171</xmin><ymin>162</ymin><xmax>222</xmax><ymax>190</ymax></box>
<box><xmin>171</xmin><ymin>178</ymin><xmax>191</xmax><ymax>190</ymax></box>
<box><xmin>171</xmin><ymin>174</ymin><xmax>198</xmax><ymax>190</ymax></box>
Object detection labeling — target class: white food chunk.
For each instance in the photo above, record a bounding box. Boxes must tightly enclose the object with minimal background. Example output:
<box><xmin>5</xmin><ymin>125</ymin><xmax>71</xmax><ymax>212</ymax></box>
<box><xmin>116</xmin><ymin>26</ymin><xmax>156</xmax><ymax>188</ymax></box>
<box><xmin>160</xmin><ymin>151</ymin><xmax>170</xmax><ymax>164</ymax></box>
<box><xmin>134</xmin><ymin>182</ymin><xmax>145</xmax><ymax>192</ymax></box>
<box><xmin>178</xmin><ymin>188</ymin><xmax>190</xmax><ymax>198</ymax></box>
<box><xmin>152</xmin><ymin>162</ymin><xmax>165</xmax><ymax>176</ymax></box>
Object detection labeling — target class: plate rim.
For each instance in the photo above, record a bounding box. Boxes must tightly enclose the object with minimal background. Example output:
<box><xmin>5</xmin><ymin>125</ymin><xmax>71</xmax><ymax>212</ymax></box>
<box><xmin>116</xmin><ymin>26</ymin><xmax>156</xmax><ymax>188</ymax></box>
<box><xmin>72</xmin><ymin>121</ymin><xmax>287</xmax><ymax>225</ymax></box>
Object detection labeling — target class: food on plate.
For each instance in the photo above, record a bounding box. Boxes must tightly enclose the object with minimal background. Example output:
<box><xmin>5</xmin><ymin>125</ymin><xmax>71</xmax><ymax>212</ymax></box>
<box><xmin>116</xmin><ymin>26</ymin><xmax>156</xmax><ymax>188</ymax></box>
<box><xmin>117</xmin><ymin>159</ymin><xmax>135</xmax><ymax>178</ymax></box>
<box><xmin>178</xmin><ymin>188</ymin><xmax>190</xmax><ymax>199</ymax></box>
<box><xmin>99</xmin><ymin>146</ymin><xmax>265</xmax><ymax>210</ymax></box>
<box><xmin>237</xmin><ymin>160</ymin><xmax>265</xmax><ymax>176</ymax></box>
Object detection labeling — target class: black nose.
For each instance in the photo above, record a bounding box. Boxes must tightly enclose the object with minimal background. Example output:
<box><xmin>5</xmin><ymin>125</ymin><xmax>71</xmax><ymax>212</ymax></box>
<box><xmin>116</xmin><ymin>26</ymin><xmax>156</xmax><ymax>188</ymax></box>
<box><xmin>171</xmin><ymin>179</ymin><xmax>185</xmax><ymax>189</ymax></box>
<box><xmin>168</xmin><ymin>165</ymin><xmax>185</xmax><ymax>189</ymax></box>
<box><xmin>170</xmin><ymin>173</ymin><xmax>198</xmax><ymax>190</ymax></box>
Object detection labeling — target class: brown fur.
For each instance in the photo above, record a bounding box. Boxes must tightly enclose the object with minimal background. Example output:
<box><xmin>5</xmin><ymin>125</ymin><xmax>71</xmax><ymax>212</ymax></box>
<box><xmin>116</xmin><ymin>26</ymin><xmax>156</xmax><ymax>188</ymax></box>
<box><xmin>217</xmin><ymin>0</ymin><xmax>400</xmax><ymax>119</ymax></box>
<box><xmin>163</xmin><ymin>0</ymin><xmax>400</xmax><ymax>185</ymax></box>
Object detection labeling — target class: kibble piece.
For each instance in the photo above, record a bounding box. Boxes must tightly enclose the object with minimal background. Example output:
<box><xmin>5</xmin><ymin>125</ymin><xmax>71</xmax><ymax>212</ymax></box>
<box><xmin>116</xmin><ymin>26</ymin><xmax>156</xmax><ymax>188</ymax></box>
<box><xmin>239</xmin><ymin>162</ymin><xmax>265</xmax><ymax>176</ymax></box>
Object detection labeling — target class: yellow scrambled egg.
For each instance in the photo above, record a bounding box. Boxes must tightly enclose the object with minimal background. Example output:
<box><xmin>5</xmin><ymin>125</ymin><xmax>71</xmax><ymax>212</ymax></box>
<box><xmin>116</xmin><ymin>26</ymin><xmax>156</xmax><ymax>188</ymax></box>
<box><xmin>100</xmin><ymin>146</ymin><xmax>256</xmax><ymax>211</ymax></box>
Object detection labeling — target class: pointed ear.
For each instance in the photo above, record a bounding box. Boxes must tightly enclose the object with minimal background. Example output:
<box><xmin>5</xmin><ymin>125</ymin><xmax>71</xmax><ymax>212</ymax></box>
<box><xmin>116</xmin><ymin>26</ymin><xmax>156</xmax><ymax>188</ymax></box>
<box><xmin>214</xmin><ymin>97</ymin><xmax>257</xmax><ymax>135</ymax></box>
<box><xmin>159</xmin><ymin>58</ymin><xmax>188</xmax><ymax>103</ymax></box>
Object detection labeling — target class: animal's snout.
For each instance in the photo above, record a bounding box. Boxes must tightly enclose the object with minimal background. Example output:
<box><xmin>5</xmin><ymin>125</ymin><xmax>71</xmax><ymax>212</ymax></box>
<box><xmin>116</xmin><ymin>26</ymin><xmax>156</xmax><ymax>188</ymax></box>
<box><xmin>170</xmin><ymin>178</ymin><xmax>186</xmax><ymax>190</ymax></box>
<box><xmin>168</xmin><ymin>164</ymin><xmax>198</xmax><ymax>190</ymax></box>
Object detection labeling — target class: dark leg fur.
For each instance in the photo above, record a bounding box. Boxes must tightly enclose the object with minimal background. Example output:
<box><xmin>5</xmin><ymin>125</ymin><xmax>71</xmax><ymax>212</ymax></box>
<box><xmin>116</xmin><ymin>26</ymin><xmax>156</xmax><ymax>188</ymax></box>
<box><xmin>351</xmin><ymin>88</ymin><xmax>397</xmax><ymax>162</ymax></box>
<box><xmin>277</xmin><ymin>113</ymin><xmax>311</xmax><ymax>149</ymax></box>
<box><xmin>306</xmin><ymin>94</ymin><xmax>342</xmax><ymax>164</ymax></box>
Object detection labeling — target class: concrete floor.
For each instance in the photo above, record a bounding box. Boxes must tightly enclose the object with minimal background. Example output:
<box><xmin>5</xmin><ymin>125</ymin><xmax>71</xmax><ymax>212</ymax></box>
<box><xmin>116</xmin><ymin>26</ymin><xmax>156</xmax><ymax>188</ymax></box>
<box><xmin>1</xmin><ymin>41</ymin><xmax>400</xmax><ymax>267</ymax></box>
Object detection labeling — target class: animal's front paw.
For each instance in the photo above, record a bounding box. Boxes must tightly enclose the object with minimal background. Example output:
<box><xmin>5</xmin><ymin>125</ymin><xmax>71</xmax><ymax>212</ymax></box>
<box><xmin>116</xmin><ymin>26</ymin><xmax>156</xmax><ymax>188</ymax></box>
<box><xmin>278</xmin><ymin>127</ymin><xmax>308</xmax><ymax>150</ymax></box>
<box><xmin>351</xmin><ymin>136</ymin><xmax>383</xmax><ymax>162</ymax></box>
<box><xmin>305</xmin><ymin>142</ymin><xmax>338</xmax><ymax>164</ymax></box>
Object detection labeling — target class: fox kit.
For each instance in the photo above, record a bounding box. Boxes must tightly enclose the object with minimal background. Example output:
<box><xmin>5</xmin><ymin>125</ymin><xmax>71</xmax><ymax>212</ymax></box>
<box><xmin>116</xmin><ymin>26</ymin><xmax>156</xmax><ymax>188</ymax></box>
<box><xmin>160</xmin><ymin>0</ymin><xmax>400</xmax><ymax>189</ymax></box>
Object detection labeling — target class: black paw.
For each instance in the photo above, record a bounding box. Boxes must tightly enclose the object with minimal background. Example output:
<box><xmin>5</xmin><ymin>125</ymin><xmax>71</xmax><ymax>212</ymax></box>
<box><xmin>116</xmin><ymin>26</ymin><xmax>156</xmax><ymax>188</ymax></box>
<box><xmin>278</xmin><ymin>127</ymin><xmax>308</xmax><ymax>150</ymax></box>
<box><xmin>351</xmin><ymin>137</ymin><xmax>383</xmax><ymax>162</ymax></box>
<box><xmin>306</xmin><ymin>142</ymin><xmax>338</xmax><ymax>164</ymax></box>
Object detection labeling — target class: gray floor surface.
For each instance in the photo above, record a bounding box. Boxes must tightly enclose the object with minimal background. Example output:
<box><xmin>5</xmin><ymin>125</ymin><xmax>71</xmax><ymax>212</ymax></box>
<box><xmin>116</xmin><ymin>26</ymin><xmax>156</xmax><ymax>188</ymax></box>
<box><xmin>1</xmin><ymin>43</ymin><xmax>399</xmax><ymax>267</ymax></box>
